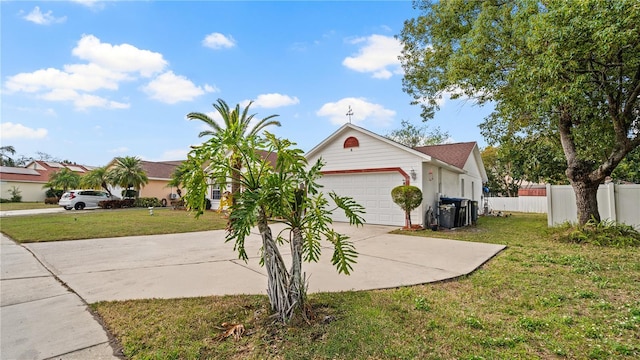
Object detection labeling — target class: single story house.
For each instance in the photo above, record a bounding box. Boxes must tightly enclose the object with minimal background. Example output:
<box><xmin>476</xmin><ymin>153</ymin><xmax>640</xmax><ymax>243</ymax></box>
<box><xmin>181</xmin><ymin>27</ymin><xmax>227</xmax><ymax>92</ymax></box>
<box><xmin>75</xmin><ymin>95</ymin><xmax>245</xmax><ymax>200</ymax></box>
<box><xmin>305</xmin><ymin>123</ymin><xmax>488</xmax><ymax>227</ymax></box>
<box><xmin>104</xmin><ymin>159</ymin><xmax>184</xmax><ymax>205</ymax></box>
<box><xmin>0</xmin><ymin>161</ymin><xmax>96</xmax><ymax>202</ymax></box>
<box><xmin>1</xmin><ymin>159</ymin><xmax>184</xmax><ymax>204</ymax></box>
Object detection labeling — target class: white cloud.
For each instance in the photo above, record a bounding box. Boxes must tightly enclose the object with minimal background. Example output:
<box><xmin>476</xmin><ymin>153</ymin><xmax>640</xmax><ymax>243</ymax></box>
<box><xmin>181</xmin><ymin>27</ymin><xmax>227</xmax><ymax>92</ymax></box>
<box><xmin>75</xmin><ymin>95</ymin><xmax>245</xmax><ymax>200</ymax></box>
<box><xmin>40</xmin><ymin>89</ymin><xmax>130</xmax><ymax>110</ymax></box>
<box><xmin>72</xmin><ymin>35</ymin><xmax>167</xmax><ymax>77</ymax></box>
<box><xmin>317</xmin><ymin>97</ymin><xmax>396</xmax><ymax>127</ymax></box>
<box><xmin>157</xmin><ymin>149</ymin><xmax>189</xmax><ymax>161</ymax></box>
<box><xmin>249</xmin><ymin>93</ymin><xmax>300</xmax><ymax>109</ymax></box>
<box><xmin>202</xmin><ymin>33</ymin><xmax>236</xmax><ymax>49</ymax></box>
<box><xmin>143</xmin><ymin>71</ymin><xmax>213</xmax><ymax>104</ymax></box>
<box><xmin>69</xmin><ymin>0</ymin><xmax>105</xmax><ymax>10</ymax></box>
<box><xmin>23</xmin><ymin>6</ymin><xmax>67</xmax><ymax>25</ymax></box>
<box><xmin>3</xmin><ymin>35</ymin><xmax>199</xmax><ymax>110</ymax></box>
<box><xmin>5</xmin><ymin>65</ymin><xmax>128</xmax><ymax>94</ymax></box>
<box><xmin>0</xmin><ymin>122</ymin><xmax>48</xmax><ymax>140</ymax></box>
<box><xmin>204</xmin><ymin>84</ymin><xmax>219</xmax><ymax>93</ymax></box>
<box><xmin>342</xmin><ymin>34</ymin><xmax>403</xmax><ymax>79</ymax></box>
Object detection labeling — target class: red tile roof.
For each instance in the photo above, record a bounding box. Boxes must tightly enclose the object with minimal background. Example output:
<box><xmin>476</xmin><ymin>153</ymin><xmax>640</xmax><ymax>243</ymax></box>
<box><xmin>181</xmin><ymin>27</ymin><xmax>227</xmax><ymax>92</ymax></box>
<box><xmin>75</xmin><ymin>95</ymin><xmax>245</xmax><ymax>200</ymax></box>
<box><xmin>413</xmin><ymin>142</ymin><xmax>477</xmax><ymax>169</ymax></box>
<box><xmin>0</xmin><ymin>161</ymin><xmax>94</xmax><ymax>183</ymax></box>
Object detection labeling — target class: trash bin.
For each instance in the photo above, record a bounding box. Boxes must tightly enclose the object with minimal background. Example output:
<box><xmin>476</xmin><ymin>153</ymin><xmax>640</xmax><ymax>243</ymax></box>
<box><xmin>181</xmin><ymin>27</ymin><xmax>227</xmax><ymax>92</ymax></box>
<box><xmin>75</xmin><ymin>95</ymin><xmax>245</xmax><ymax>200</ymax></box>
<box><xmin>439</xmin><ymin>204</ymin><xmax>456</xmax><ymax>229</ymax></box>
<box><xmin>470</xmin><ymin>201</ymin><xmax>478</xmax><ymax>225</ymax></box>
<box><xmin>440</xmin><ymin>197</ymin><xmax>469</xmax><ymax>227</ymax></box>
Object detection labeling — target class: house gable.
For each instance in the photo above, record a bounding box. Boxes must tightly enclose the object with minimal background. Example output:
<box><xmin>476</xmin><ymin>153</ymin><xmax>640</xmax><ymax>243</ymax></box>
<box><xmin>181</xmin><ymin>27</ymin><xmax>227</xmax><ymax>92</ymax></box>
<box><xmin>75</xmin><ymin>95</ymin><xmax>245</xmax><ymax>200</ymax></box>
<box><xmin>305</xmin><ymin>124</ymin><xmax>432</xmax><ymax>186</ymax></box>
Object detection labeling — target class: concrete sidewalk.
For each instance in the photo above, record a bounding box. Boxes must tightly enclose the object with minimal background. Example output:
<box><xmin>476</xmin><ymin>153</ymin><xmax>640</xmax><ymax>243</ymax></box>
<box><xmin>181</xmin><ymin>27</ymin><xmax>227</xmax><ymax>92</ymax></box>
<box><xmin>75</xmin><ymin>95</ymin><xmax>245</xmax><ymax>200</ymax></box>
<box><xmin>1</xmin><ymin>222</ymin><xmax>505</xmax><ymax>359</ymax></box>
<box><xmin>1</xmin><ymin>234</ymin><xmax>120</xmax><ymax>360</ymax></box>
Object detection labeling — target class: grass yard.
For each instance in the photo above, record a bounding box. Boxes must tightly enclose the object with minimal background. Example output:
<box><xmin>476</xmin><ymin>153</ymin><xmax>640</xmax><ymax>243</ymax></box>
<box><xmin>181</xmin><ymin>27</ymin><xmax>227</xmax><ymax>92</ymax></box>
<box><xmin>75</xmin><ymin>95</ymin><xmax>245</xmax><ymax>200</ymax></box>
<box><xmin>0</xmin><ymin>208</ymin><xmax>228</xmax><ymax>242</ymax></box>
<box><xmin>92</xmin><ymin>213</ymin><xmax>640</xmax><ymax>359</ymax></box>
<box><xmin>0</xmin><ymin>202</ymin><xmax>58</xmax><ymax>211</ymax></box>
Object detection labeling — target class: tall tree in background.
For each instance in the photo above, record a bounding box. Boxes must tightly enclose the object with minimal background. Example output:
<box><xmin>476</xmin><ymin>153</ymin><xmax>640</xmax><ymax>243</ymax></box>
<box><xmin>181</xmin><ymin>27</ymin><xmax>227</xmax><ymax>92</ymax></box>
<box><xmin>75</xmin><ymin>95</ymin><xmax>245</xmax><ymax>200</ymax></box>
<box><xmin>481</xmin><ymin>146</ymin><xmax>522</xmax><ymax>197</ymax></box>
<box><xmin>187</xmin><ymin>99</ymin><xmax>281</xmax><ymax>202</ymax></box>
<box><xmin>0</xmin><ymin>146</ymin><xmax>16</xmax><ymax>166</ymax></box>
<box><xmin>386</xmin><ymin>119</ymin><xmax>450</xmax><ymax>147</ymax></box>
<box><xmin>611</xmin><ymin>147</ymin><xmax>640</xmax><ymax>184</ymax></box>
<box><xmin>43</xmin><ymin>168</ymin><xmax>81</xmax><ymax>192</ymax></box>
<box><xmin>108</xmin><ymin>156</ymin><xmax>148</xmax><ymax>198</ymax></box>
<box><xmin>481</xmin><ymin>134</ymin><xmax>568</xmax><ymax>196</ymax></box>
<box><xmin>80</xmin><ymin>167</ymin><xmax>114</xmax><ymax>196</ymax></box>
<box><xmin>400</xmin><ymin>0</ymin><xmax>640</xmax><ymax>225</ymax></box>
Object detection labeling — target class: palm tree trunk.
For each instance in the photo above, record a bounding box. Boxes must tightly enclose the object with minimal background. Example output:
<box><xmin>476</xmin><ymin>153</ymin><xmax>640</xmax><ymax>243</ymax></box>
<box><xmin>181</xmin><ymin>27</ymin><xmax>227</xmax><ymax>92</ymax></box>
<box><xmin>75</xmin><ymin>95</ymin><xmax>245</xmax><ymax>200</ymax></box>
<box><xmin>288</xmin><ymin>227</ymin><xmax>305</xmax><ymax>318</ymax></box>
<box><xmin>257</xmin><ymin>209</ymin><xmax>292</xmax><ymax>321</ymax></box>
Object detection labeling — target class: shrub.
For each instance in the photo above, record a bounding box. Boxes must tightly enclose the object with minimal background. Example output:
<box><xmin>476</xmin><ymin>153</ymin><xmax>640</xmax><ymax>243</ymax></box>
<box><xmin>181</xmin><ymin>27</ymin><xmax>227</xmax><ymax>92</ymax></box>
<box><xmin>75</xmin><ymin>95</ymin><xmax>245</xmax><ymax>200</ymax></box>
<box><xmin>555</xmin><ymin>218</ymin><xmax>640</xmax><ymax>247</ymax></box>
<box><xmin>8</xmin><ymin>186</ymin><xmax>22</xmax><ymax>202</ymax></box>
<box><xmin>98</xmin><ymin>199</ymin><xmax>135</xmax><ymax>209</ymax></box>
<box><xmin>44</xmin><ymin>197</ymin><xmax>59</xmax><ymax>205</ymax></box>
<box><xmin>391</xmin><ymin>185</ymin><xmax>423</xmax><ymax>228</ymax></box>
<box><xmin>134</xmin><ymin>197</ymin><xmax>163</xmax><ymax>208</ymax></box>
<box><xmin>45</xmin><ymin>188</ymin><xmax>64</xmax><ymax>198</ymax></box>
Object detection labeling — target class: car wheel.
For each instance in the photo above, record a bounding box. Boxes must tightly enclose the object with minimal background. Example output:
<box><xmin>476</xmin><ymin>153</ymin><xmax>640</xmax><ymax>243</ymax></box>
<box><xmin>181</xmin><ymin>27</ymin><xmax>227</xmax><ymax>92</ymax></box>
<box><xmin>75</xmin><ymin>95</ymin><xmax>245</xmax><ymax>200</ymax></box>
<box><xmin>74</xmin><ymin>202</ymin><xmax>85</xmax><ymax>210</ymax></box>
<box><xmin>64</xmin><ymin>206</ymin><xmax>72</xmax><ymax>210</ymax></box>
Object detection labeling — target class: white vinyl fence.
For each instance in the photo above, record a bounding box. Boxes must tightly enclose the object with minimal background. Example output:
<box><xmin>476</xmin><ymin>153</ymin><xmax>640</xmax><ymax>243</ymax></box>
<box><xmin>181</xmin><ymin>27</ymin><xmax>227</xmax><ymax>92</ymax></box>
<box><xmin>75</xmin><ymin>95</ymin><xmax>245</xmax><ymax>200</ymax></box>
<box><xmin>485</xmin><ymin>183</ymin><xmax>639</xmax><ymax>229</ymax></box>
<box><xmin>547</xmin><ymin>183</ymin><xmax>640</xmax><ymax>229</ymax></box>
<box><xmin>484</xmin><ymin>196</ymin><xmax>547</xmax><ymax>214</ymax></box>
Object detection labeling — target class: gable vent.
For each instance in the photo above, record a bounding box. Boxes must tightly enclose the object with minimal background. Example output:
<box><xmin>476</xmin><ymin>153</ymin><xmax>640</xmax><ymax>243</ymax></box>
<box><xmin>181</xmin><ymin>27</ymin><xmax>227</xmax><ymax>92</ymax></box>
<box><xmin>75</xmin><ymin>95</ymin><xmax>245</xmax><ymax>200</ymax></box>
<box><xmin>343</xmin><ymin>136</ymin><xmax>360</xmax><ymax>149</ymax></box>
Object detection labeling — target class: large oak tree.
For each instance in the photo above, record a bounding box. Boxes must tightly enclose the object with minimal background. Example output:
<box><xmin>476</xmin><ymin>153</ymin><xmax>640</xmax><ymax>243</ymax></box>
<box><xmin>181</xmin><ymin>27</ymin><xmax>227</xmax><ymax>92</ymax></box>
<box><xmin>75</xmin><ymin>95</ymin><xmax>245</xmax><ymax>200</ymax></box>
<box><xmin>399</xmin><ymin>0</ymin><xmax>640</xmax><ymax>225</ymax></box>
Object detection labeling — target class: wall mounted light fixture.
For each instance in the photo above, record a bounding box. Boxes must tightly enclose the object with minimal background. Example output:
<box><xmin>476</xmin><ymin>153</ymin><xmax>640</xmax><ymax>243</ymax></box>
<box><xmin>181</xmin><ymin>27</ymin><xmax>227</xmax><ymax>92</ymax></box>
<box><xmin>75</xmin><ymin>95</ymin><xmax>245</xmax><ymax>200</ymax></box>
<box><xmin>410</xmin><ymin>168</ymin><xmax>417</xmax><ymax>180</ymax></box>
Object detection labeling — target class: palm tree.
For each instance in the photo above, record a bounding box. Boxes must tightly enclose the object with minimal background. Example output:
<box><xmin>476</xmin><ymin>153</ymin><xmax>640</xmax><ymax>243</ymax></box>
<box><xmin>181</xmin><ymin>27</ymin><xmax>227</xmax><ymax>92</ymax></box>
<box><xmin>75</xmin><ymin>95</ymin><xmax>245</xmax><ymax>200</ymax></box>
<box><xmin>0</xmin><ymin>146</ymin><xmax>16</xmax><ymax>166</ymax></box>
<box><xmin>80</xmin><ymin>167</ymin><xmax>113</xmax><ymax>196</ymax></box>
<box><xmin>108</xmin><ymin>156</ymin><xmax>149</xmax><ymax>198</ymax></box>
<box><xmin>167</xmin><ymin>161</ymin><xmax>190</xmax><ymax>196</ymax></box>
<box><xmin>43</xmin><ymin>168</ymin><xmax>81</xmax><ymax>193</ymax></box>
<box><xmin>187</xmin><ymin>99</ymin><xmax>281</xmax><ymax>201</ymax></box>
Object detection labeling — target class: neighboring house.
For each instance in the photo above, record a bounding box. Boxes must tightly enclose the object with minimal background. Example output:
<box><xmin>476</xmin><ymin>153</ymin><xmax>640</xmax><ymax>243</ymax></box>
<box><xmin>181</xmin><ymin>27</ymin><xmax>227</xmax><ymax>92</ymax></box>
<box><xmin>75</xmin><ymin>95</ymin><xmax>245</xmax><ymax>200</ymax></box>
<box><xmin>0</xmin><ymin>161</ymin><xmax>95</xmax><ymax>202</ymax></box>
<box><xmin>139</xmin><ymin>160</ymin><xmax>184</xmax><ymax>204</ymax></box>
<box><xmin>0</xmin><ymin>158</ymin><xmax>185</xmax><ymax>204</ymax></box>
<box><xmin>104</xmin><ymin>159</ymin><xmax>184</xmax><ymax>205</ymax></box>
<box><xmin>305</xmin><ymin>123</ymin><xmax>488</xmax><ymax>227</ymax></box>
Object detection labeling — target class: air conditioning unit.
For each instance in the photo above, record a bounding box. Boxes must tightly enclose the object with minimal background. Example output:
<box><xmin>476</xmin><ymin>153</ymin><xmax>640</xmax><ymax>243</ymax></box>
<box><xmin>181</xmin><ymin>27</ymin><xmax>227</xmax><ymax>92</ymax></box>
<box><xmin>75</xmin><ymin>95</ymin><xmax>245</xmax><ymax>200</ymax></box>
<box><xmin>169</xmin><ymin>193</ymin><xmax>179</xmax><ymax>200</ymax></box>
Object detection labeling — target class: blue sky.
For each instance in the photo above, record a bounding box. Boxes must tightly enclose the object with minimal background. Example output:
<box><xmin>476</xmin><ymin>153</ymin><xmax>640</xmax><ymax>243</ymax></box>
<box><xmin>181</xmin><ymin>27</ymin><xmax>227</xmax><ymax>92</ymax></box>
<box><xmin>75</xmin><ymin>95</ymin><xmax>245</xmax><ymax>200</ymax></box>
<box><xmin>1</xmin><ymin>0</ymin><xmax>493</xmax><ymax>167</ymax></box>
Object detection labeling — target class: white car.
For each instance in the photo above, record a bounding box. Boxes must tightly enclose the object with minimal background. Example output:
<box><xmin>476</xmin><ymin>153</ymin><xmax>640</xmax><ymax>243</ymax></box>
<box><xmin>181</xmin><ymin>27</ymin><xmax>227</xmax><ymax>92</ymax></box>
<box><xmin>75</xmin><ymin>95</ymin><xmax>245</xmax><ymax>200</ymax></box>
<box><xmin>58</xmin><ymin>190</ymin><xmax>118</xmax><ymax>210</ymax></box>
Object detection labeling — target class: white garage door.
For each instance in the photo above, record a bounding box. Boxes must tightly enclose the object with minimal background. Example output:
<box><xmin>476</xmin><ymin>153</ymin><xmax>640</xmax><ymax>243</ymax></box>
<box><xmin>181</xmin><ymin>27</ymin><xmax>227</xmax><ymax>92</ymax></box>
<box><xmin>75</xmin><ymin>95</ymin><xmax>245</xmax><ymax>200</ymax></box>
<box><xmin>317</xmin><ymin>173</ymin><xmax>405</xmax><ymax>226</ymax></box>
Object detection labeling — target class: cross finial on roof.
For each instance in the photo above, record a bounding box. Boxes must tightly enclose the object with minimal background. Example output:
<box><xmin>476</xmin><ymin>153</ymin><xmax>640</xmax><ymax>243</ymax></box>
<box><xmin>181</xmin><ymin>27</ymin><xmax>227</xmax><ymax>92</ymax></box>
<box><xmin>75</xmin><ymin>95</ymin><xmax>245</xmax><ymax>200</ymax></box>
<box><xmin>346</xmin><ymin>106</ymin><xmax>354</xmax><ymax>123</ymax></box>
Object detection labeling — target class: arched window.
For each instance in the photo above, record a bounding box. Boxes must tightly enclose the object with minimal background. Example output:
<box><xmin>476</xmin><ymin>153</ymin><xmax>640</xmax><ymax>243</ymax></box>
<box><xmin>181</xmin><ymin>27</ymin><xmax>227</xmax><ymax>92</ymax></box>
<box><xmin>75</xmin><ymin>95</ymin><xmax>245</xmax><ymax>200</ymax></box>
<box><xmin>343</xmin><ymin>136</ymin><xmax>359</xmax><ymax>149</ymax></box>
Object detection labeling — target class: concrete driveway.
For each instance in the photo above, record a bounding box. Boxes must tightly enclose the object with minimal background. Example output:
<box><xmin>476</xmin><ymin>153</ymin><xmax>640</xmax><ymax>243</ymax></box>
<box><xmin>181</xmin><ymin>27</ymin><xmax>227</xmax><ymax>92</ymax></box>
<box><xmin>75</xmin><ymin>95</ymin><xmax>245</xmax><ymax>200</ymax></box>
<box><xmin>1</xmin><ymin>221</ymin><xmax>505</xmax><ymax>359</ymax></box>
<box><xmin>24</xmin><ymin>223</ymin><xmax>505</xmax><ymax>303</ymax></box>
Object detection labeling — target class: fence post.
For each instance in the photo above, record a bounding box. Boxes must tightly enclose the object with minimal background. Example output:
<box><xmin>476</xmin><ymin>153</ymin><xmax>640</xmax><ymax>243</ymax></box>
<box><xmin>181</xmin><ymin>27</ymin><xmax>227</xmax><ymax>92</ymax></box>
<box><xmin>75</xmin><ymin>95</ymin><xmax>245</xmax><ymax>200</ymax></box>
<box><xmin>546</xmin><ymin>183</ymin><xmax>553</xmax><ymax>226</ymax></box>
<box><xmin>606</xmin><ymin>182</ymin><xmax>616</xmax><ymax>222</ymax></box>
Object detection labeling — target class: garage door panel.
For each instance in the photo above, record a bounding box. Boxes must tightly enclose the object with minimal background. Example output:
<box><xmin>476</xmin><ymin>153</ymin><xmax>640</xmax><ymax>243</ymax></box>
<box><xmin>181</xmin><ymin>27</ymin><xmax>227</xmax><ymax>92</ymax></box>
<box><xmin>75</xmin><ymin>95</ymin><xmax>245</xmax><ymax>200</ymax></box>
<box><xmin>318</xmin><ymin>173</ymin><xmax>405</xmax><ymax>226</ymax></box>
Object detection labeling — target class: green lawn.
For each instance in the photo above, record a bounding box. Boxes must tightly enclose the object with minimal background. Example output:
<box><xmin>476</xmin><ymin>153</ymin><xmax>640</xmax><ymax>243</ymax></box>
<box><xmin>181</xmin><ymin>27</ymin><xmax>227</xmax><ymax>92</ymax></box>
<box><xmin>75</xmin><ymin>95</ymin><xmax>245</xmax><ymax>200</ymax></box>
<box><xmin>0</xmin><ymin>202</ymin><xmax>58</xmax><ymax>211</ymax></box>
<box><xmin>0</xmin><ymin>208</ymin><xmax>228</xmax><ymax>242</ymax></box>
<box><xmin>90</xmin><ymin>213</ymin><xmax>640</xmax><ymax>359</ymax></box>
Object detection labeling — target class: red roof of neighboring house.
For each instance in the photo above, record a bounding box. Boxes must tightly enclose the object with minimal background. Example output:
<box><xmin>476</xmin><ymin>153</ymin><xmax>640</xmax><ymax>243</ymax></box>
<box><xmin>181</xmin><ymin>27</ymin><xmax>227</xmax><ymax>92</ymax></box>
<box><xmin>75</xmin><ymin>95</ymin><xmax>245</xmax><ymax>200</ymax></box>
<box><xmin>413</xmin><ymin>142</ymin><xmax>477</xmax><ymax>169</ymax></box>
<box><xmin>0</xmin><ymin>161</ymin><xmax>94</xmax><ymax>183</ymax></box>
